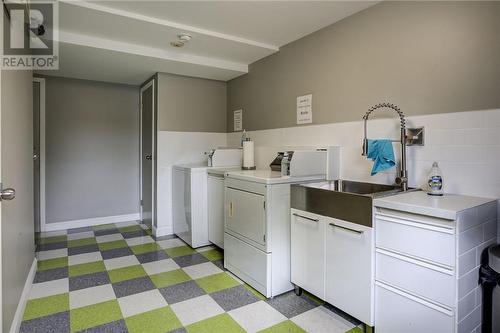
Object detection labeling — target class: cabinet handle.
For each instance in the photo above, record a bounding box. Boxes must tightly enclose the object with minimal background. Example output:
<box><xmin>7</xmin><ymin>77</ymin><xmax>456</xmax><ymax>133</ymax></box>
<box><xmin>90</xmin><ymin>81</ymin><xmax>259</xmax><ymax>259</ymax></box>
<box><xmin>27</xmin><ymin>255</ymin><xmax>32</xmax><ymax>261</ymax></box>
<box><xmin>229</xmin><ymin>202</ymin><xmax>233</xmax><ymax>218</ymax></box>
<box><xmin>293</xmin><ymin>213</ymin><xmax>319</xmax><ymax>222</ymax></box>
<box><xmin>329</xmin><ymin>223</ymin><xmax>363</xmax><ymax>234</ymax></box>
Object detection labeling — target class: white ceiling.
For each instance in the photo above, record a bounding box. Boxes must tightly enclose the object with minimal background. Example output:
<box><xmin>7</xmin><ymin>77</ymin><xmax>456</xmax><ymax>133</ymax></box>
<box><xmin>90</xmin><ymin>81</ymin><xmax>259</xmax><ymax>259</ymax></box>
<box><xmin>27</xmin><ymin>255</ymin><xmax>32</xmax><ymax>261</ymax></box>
<box><xmin>37</xmin><ymin>1</ymin><xmax>377</xmax><ymax>85</ymax></box>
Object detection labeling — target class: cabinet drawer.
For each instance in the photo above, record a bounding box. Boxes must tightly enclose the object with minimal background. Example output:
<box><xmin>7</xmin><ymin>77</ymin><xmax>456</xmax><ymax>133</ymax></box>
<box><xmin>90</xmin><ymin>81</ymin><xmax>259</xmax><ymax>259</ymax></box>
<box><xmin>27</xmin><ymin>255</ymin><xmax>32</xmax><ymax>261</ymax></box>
<box><xmin>375</xmin><ymin>282</ymin><xmax>454</xmax><ymax>333</ymax></box>
<box><xmin>375</xmin><ymin>212</ymin><xmax>455</xmax><ymax>268</ymax></box>
<box><xmin>376</xmin><ymin>249</ymin><xmax>455</xmax><ymax>307</ymax></box>
<box><xmin>224</xmin><ymin>233</ymin><xmax>270</xmax><ymax>297</ymax></box>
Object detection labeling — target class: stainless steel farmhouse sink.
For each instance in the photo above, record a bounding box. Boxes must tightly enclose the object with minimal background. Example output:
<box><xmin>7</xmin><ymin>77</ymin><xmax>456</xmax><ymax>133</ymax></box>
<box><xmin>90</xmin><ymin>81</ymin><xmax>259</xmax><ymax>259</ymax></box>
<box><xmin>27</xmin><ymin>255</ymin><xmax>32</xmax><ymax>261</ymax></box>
<box><xmin>291</xmin><ymin>180</ymin><xmax>419</xmax><ymax>227</ymax></box>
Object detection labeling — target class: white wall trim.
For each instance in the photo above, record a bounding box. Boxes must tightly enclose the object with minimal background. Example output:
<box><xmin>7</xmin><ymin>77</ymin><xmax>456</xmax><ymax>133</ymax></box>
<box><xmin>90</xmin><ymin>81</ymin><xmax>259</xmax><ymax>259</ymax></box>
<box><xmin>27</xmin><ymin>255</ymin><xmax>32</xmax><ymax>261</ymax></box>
<box><xmin>33</xmin><ymin>78</ymin><xmax>46</xmax><ymax>234</ymax></box>
<box><xmin>153</xmin><ymin>225</ymin><xmax>173</xmax><ymax>238</ymax></box>
<box><xmin>9</xmin><ymin>258</ymin><xmax>37</xmax><ymax>333</ymax></box>
<box><xmin>43</xmin><ymin>213</ymin><xmax>140</xmax><ymax>232</ymax></box>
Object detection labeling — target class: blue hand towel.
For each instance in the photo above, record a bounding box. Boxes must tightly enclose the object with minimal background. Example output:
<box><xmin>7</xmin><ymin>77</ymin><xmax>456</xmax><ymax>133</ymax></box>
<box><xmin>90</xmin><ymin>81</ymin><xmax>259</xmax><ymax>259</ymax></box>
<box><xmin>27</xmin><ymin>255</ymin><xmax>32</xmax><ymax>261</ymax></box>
<box><xmin>367</xmin><ymin>139</ymin><xmax>395</xmax><ymax>176</ymax></box>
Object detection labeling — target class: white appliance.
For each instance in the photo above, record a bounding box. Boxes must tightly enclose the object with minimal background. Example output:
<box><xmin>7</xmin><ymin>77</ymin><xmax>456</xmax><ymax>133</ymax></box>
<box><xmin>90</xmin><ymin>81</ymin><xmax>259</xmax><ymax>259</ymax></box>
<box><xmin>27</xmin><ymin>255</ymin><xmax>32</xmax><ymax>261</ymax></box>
<box><xmin>207</xmin><ymin>148</ymin><xmax>241</xmax><ymax>167</ymax></box>
<box><xmin>173</xmin><ymin>163</ymin><xmax>239</xmax><ymax>248</ymax></box>
<box><xmin>224</xmin><ymin>166</ymin><xmax>325</xmax><ymax>298</ymax></box>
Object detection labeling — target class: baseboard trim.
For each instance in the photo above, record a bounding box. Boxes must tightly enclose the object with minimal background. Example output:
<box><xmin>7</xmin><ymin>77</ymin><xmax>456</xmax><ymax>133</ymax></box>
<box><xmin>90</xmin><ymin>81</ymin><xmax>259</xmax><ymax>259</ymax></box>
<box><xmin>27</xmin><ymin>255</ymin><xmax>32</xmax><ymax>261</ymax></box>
<box><xmin>43</xmin><ymin>213</ymin><xmax>141</xmax><ymax>232</ymax></box>
<box><xmin>10</xmin><ymin>258</ymin><xmax>37</xmax><ymax>333</ymax></box>
<box><xmin>153</xmin><ymin>225</ymin><xmax>173</xmax><ymax>237</ymax></box>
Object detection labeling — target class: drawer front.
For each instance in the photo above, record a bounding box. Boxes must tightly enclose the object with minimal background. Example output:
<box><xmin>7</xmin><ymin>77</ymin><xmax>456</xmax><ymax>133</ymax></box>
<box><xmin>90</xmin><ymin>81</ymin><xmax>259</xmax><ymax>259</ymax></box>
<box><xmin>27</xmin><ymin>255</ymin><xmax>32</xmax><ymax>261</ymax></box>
<box><xmin>224</xmin><ymin>233</ymin><xmax>270</xmax><ymax>296</ymax></box>
<box><xmin>375</xmin><ymin>214</ymin><xmax>455</xmax><ymax>268</ymax></box>
<box><xmin>226</xmin><ymin>187</ymin><xmax>266</xmax><ymax>247</ymax></box>
<box><xmin>375</xmin><ymin>282</ymin><xmax>454</xmax><ymax>333</ymax></box>
<box><xmin>376</xmin><ymin>249</ymin><xmax>455</xmax><ymax>307</ymax></box>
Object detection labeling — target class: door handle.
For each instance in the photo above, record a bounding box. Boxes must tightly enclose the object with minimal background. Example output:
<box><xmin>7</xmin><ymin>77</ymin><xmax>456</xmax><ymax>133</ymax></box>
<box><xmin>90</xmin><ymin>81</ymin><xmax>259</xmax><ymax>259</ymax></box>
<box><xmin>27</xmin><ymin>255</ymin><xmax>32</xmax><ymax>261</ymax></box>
<box><xmin>145</xmin><ymin>155</ymin><xmax>152</xmax><ymax>160</ymax></box>
<box><xmin>0</xmin><ymin>188</ymin><xmax>16</xmax><ymax>201</ymax></box>
<box><xmin>293</xmin><ymin>213</ymin><xmax>319</xmax><ymax>222</ymax></box>
<box><xmin>329</xmin><ymin>223</ymin><xmax>363</xmax><ymax>234</ymax></box>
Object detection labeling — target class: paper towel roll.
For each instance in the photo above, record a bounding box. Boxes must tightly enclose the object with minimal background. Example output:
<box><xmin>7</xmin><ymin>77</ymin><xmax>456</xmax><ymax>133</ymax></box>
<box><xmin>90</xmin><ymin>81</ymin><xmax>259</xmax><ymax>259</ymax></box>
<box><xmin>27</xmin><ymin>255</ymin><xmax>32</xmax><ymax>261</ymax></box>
<box><xmin>242</xmin><ymin>140</ymin><xmax>255</xmax><ymax>169</ymax></box>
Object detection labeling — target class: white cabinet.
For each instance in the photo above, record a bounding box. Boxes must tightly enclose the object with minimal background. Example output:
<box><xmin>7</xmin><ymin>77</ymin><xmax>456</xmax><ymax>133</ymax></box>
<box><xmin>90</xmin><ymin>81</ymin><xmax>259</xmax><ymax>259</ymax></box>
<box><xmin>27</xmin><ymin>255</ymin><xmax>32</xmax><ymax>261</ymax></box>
<box><xmin>290</xmin><ymin>211</ymin><xmax>325</xmax><ymax>299</ymax></box>
<box><xmin>290</xmin><ymin>208</ymin><xmax>374</xmax><ymax>326</ymax></box>
<box><xmin>325</xmin><ymin>218</ymin><xmax>373</xmax><ymax>325</ymax></box>
<box><xmin>208</xmin><ymin>174</ymin><xmax>224</xmax><ymax>249</ymax></box>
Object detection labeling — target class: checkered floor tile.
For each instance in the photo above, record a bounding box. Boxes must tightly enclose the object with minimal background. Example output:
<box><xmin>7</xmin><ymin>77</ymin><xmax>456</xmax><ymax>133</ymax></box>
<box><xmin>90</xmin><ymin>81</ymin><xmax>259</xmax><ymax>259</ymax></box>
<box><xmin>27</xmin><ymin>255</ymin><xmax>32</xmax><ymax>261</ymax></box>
<box><xmin>23</xmin><ymin>221</ymin><xmax>363</xmax><ymax>333</ymax></box>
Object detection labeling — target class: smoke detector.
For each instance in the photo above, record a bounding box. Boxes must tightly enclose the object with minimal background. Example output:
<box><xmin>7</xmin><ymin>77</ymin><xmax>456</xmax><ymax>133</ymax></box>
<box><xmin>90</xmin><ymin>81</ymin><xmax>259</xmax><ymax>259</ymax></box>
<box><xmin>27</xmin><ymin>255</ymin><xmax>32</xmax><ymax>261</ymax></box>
<box><xmin>170</xmin><ymin>33</ymin><xmax>192</xmax><ymax>48</ymax></box>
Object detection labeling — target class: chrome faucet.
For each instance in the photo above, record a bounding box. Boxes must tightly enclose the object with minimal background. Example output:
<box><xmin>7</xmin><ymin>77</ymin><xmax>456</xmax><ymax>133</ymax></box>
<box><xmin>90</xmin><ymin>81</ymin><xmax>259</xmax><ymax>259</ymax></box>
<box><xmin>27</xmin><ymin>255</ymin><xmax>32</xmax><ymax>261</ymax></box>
<box><xmin>362</xmin><ymin>103</ymin><xmax>408</xmax><ymax>191</ymax></box>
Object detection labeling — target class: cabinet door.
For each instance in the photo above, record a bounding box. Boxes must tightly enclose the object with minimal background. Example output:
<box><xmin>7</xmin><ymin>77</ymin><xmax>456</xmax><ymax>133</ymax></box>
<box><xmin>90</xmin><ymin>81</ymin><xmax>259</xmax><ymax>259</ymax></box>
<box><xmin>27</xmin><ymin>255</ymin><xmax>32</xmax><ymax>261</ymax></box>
<box><xmin>290</xmin><ymin>210</ymin><xmax>325</xmax><ymax>299</ymax></box>
<box><xmin>325</xmin><ymin>218</ymin><xmax>373</xmax><ymax>325</ymax></box>
<box><xmin>208</xmin><ymin>176</ymin><xmax>224</xmax><ymax>249</ymax></box>
<box><xmin>226</xmin><ymin>187</ymin><xmax>266</xmax><ymax>246</ymax></box>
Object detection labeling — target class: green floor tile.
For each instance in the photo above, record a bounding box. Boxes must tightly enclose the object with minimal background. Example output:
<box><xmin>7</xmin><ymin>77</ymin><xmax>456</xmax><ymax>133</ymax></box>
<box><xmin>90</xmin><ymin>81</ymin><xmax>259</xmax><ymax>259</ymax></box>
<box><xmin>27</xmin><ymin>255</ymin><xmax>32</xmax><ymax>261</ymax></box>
<box><xmin>243</xmin><ymin>284</ymin><xmax>266</xmax><ymax>300</ymax></box>
<box><xmin>186</xmin><ymin>313</ymin><xmax>245</xmax><ymax>333</ymax></box>
<box><xmin>149</xmin><ymin>269</ymin><xmax>191</xmax><ymax>288</ymax></box>
<box><xmin>130</xmin><ymin>243</ymin><xmax>161</xmax><ymax>255</ymax></box>
<box><xmin>195</xmin><ymin>272</ymin><xmax>240</xmax><ymax>293</ymax></box>
<box><xmin>165</xmin><ymin>245</ymin><xmax>196</xmax><ymax>258</ymax></box>
<box><xmin>258</xmin><ymin>320</ymin><xmax>306</xmax><ymax>333</ymax></box>
<box><xmin>23</xmin><ymin>293</ymin><xmax>69</xmax><ymax>321</ymax></box>
<box><xmin>69</xmin><ymin>261</ymin><xmax>106</xmax><ymax>277</ymax></box>
<box><xmin>68</xmin><ymin>237</ymin><xmax>96</xmax><ymax>248</ymax></box>
<box><xmin>200</xmin><ymin>249</ymin><xmax>223</xmax><ymax>261</ymax></box>
<box><xmin>39</xmin><ymin>235</ymin><xmax>67</xmax><ymax>244</ymax></box>
<box><xmin>118</xmin><ymin>225</ymin><xmax>142</xmax><ymax>232</ymax></box>
<box><xmin>345</xmin><ymin>327</ymin><xmax>364</xmax><ymax>333</ymax></box>
<box><xmin>108</xmin><ymin>265</ymin><xmax>147</xmax><ymax>283</ymax></box>
<box><xmin>125</xmin><ymin>306</ymin><xmax>181</xmax><ymax>333</ymax></box>
<box><xmin>303</xmin><ymin>290</ymin><xmax>325</xmax><ymax>305</ymax></box>
<box><xmin>92</xmin><ymin>223</ymin><xmax>116</xmax><ymax>231</ymax></box>
<box><xmin>70</xmin><ymin>300</ymin><xmax>122</xmax><ymax>332</ymax></box>
<box><xmin>98</xmin><ymin>240</ymin><xmax>128</xmax><ymax>251</ymax></box>
<box><xmin>37</xmin><ymin>257</ymin><xmax>68</xmax><ymax>271</ymax></box>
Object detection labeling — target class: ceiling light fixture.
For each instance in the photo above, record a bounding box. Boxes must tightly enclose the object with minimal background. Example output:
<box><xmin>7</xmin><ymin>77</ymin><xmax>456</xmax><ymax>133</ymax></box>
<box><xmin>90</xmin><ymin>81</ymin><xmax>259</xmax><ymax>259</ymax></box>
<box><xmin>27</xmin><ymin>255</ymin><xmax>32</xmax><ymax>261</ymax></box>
<box><xmin>170</xmin><ymin>33</ymin><xmax>192</xmax><ymax>48</ymax></box>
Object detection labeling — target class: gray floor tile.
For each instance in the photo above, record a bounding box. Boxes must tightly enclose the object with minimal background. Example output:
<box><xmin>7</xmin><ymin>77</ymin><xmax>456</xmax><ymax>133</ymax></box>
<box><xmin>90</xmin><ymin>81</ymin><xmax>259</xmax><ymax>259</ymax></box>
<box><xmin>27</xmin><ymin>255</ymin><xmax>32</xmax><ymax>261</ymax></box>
<box><xmin>121</xmin><ymin>229</ymin><xmax>149</xmax><ymax>239</ymax></box>
<box><xmin>212</xmin><ymin>259</ymin><xmax>224</xmax><ymax>270</ymax></box>
<box><xmin>76</xmin><ymin>319</ymin><xmax>128</xmax><ymax>333</ymax></box>
<box><xmin>101</xmin><ymin>247</ymin><xmax>133</xmax><ymax>260</ymax></box>
<box><xmin>94</xmin><ymin>228</ymin><xmax>120</xmax><ymax>237</ymax></box>
<box><xmin>68</xmin><ymin>226</ymin><xmax>93</xmax><ymax>234</ymax></box>
<box><xmin>135</xmin><ymin>250</ymin><xmax>169</xmax><ymax>264</ymax></box>
<box><xmin>159</xmin><ymin>280</ymin><xmax>205</xmax><ymax>304</ymax></box>
<box><xmin>69</xmin><ymin>244</ymin><xmax>100</xmax><ymax>256</ymax></box>
<box><xmin>112</xmin><ymin>276</ymin><xmax>155</xmax><ymax>298</ymax></box>
<box><xmin>34</xmin><ymin>267</ymin><xmax>68</xmax><ymax>283</ymax></box>
<box><xmin>69</xmin><ymin>271</ymin><xmax>110</xmax><ymax>291</ymax></box>
<box><xmin>172</xmin><ymin>253</ymin><xmax>209</xmax><ymax>268</ymax></box>
<box><xmin>20</xmin><ymin>311</ymin><xmax>70</xmax><ymax>333</ymax></box>
<box><xmin>154</xmin><ymin>234</ymin><xmax>178</xmax><ymax>241</ymax></box>
<box><xmin>266</xmin><ymin>291</ymin><xmax>319</xmax><ymax>318</ymax></box>
<box><xmin>210</xmin><ymin>285</ymin><xmax>259</xmax><ymax>311</ymax></box>
<box><xmin>37</xmin><ymin>241</ymin><xmax>68</xmax><ymax>251</ymax></box>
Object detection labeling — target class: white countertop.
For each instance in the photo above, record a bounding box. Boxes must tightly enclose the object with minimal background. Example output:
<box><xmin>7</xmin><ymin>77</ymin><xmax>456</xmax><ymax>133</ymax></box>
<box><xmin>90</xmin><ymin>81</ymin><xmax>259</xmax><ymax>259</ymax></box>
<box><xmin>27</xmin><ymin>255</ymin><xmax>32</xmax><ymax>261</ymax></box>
<box><xmin>225</xmin><ymin>170</ymin><xmax>325</xmax><ymax>185</ymax></box>
<box><xmin>207</xmin><ymin>167</ymin><xmax>241</xmax><ymax>176</ymax></box>
<box><xmin>374</xmin><ymin>190</ymin><xmax>496</xmax><ymax>220</ymax></box>
<box><xmin>173</xmin><ymin>163</ymin><xmax>240</xmax><ymax>172</ymax></box>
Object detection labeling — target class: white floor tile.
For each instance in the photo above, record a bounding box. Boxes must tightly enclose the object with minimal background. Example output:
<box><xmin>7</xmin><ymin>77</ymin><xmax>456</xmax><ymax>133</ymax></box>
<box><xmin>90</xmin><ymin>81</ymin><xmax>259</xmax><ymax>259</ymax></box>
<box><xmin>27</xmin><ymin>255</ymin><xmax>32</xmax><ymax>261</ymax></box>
<box><xmin>95</xmin><ymin>233</ymin><xmax>124</xmax><ymax>244</ymax></box>
<box><xmin>68</xmin><ymin>252</ymin><xmax>102</xmax><ymax>266</ymax></box>
<box><xmin>37</xmin><ymin>248</ymin><xmax>68</xmax><ymax>261</ymax></box>
<box><xmin>69</xmin><ymin>284</ymin><xmax>116</xmax><ymax>309</ymax></box>
<box><xmin>229</xmin><ymin>301</ymin><xmax>286</xmax><ymax>333</ymax></box>
<box><xmin>118</xmin><ymin>289</ymin><xmax>167</xmax><ymax>317</ymax></box>
<box><xmin>195</xmin><ymin>245</ymin><xmax>216</xmax><ymax>253</ymax></box>
<box><xmin>170</xmin><ymin>295</ymin><xmax>224</xmax><ymax>326</ymax></box>
<box><xmin>156</xmin><ymin>238</ymin><xmax>186</xmax><ymax>249</ymax></box>
<box><xmin>182</xmin><ymin>262</ymin><xmax>222</xmax><ymax>280</ymax></box>
<box><xmin>291</xmin><ymin>306</ymin><xmax>354</xmax><ymax>333</ymax></box>
<box><xmin>104</xmin><ymin>255</ymin><xmax>140</xmax><ymax>270</ymax></box>
<box><xmin>116</xmin><ymin>221</ymin><xmax>140</xmax><ymax>227</ymax></box>
<box><xmin>67</xmin><ymin>231</ymin><xmax>94</xmax><ymax>241</ymax></box>
<box><xmin>125</xmin><ymin>236</ymin><xmax>154</xmax><ymax>246</ymax></box>
<box><xmin>142</xmin><ymin>259</ymin><xmax>179</xmax><ymax>275</ymax></box>
<box><xmin>29</xmin><ymin>278</ymin><xmax>69</xmax><ymax>299</ymax></box>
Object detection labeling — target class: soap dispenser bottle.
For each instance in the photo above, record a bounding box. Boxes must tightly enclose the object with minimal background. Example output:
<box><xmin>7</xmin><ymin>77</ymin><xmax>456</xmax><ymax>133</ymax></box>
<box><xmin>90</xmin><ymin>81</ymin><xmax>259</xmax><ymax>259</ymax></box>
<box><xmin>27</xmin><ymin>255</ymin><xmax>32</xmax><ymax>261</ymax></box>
<box><xmin>427</xmin><ymin>161</ymin><xmax>444</xmax><ymax>196</ymax></box>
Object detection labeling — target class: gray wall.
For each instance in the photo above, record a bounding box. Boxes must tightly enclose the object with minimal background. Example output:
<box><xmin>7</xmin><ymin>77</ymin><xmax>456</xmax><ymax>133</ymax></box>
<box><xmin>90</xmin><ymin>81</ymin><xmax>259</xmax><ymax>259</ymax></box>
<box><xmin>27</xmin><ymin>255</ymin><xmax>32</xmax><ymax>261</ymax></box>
<box><xmin>157</xmin><ymin>73</ymin><xmax>226</xmax><ymax>132</ymax></box>
<box><xmin>2</xmin><ymin>68</ymin><xmax>34</xmax><ymax>331</ymax></box>
<box><xmin>227</xmin><ymin>1</ymin><xmax>500</xmax><ymax>131</ymax></box>
<box><xmin>43</xmin><ymin>76</ymin><xmax>140</xmax><ymax>223</ymax></box>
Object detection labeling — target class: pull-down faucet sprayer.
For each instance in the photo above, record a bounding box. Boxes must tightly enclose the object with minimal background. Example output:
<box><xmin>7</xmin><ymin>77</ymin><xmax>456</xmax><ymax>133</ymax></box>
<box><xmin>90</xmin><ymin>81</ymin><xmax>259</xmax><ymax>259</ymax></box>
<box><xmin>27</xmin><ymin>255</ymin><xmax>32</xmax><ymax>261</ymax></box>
<box><xmin>362</xmin><ymin>103</ymin><xmax>408</xmax><ymax>191</ymax></box>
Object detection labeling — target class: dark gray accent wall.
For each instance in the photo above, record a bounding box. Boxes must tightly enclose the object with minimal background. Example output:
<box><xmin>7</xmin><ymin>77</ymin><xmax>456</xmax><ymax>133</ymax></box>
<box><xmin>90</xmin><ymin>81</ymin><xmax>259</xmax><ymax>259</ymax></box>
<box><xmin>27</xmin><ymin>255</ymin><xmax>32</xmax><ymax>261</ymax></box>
<box><xmin>157</xmin><ymin>73</ymin><xmax>226</xmax><ymax>132</ymax></box>
<box><xmin>43</xmin><ymin>76</ymin><xmax>140</xmax><ymax>223</ymax></box>
<box><xmin>227</xmin><ymin>1</ymin><xmax>500</xmax><ymax>131</ymax></box>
